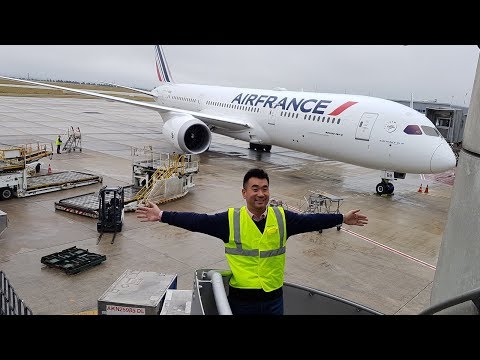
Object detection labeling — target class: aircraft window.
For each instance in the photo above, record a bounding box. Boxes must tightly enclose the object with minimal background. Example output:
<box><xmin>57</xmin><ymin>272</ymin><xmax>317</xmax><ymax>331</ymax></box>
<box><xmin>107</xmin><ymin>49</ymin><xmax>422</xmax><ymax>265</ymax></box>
<box><xmin>304</xmin><ymin>115</ymin><xmax>307</xmax><ymax>120</ymax></box>
<box><xmin>322</xmin><ymin>117</ymin><xmax>325</xmax><ymax>122</ymax></box>
<box><xmin>404</xmin><ymin>125</ymin><xmax>423</xmax><ymax>135</ymax></box>
<box><xmin>281</xmin><ymin>111</ymin><xmax>284</xmax><ymax>116</ymax></box>
<box><xmin>296</xmin><ymin>113</ymin><xmax>298</xmax><ymax>118</ymax></box>
<box><xmin>337</xmin><ymin>119</ymin><xmax>340</xmax><ymax>124</ymax></box>
<box><xmin>327</xmin><ymin>118</ymin><xmax>330</xmax><ymax>123</ymax></box>
<box><xmin>421</xmin><ymin>125</ymin><xmax>440</xmax><ymax>137</ymax></box>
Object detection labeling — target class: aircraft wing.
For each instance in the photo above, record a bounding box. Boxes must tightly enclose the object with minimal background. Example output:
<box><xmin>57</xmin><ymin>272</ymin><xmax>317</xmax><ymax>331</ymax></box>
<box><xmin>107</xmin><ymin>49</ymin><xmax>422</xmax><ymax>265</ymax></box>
<box><xmin>0</xmin><ymin>75</ymin><xmax>252</xmax><ymax>131</ymax></box>
<box><xmin>101</xmin><ymin>82</ymin><xmax>157</xmax><ymax>97</ymax></box>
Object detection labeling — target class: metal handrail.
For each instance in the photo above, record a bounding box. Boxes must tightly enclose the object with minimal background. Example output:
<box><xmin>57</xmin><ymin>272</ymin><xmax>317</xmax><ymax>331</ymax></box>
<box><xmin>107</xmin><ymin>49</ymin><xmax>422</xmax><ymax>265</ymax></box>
<box><xmin>418</xmin><ymin>286</ymin><xmax>480</xmax><ymax>315</ymax></box>
<box><xmin>0</xmin><ymin>271</ymin><xmax>33</xmax><ymax>315</ymax></box>
<box><xmin>205</xmin><ymin>270</ymin><xmax>232</xmax><ymax>315</ymax></box>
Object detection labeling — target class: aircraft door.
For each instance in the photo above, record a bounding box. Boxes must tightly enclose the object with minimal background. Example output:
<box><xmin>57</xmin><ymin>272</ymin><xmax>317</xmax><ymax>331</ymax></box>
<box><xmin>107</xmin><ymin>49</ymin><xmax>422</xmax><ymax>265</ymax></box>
<box><xmin>355</xmin><ymin>112</ymin><xmax>378</xmax><ymax>141</ymax></box>
<box><xmin>159</xmin><ymin>89</ymin><xmax>171</xmax><ymax>106</ymax></box>
<box><xmin>197</xmin><ymin>94</ymin><xmax>205</xmax><ymax>112</ymax></box>
<box><xmin>268</xmin><ymin>108</ymin><xmax>278</xmax><ymax>126</ymax></box>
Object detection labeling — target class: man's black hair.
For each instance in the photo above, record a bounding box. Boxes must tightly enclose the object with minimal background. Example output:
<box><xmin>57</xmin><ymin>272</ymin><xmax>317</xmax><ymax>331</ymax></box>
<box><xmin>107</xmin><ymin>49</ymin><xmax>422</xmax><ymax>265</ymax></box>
<box><xmin>243</xmin><ymin>168</ymin><xmax>269</xmax><ymax>188</ymax></box>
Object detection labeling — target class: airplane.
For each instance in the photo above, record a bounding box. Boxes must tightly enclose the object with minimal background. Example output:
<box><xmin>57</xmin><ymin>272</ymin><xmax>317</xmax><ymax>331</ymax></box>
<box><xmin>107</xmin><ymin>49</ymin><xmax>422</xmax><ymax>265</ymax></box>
<box><xmin>0</xmin><ymin>45</ymin><xmax>457</xmax><ymax>195</ymax></box>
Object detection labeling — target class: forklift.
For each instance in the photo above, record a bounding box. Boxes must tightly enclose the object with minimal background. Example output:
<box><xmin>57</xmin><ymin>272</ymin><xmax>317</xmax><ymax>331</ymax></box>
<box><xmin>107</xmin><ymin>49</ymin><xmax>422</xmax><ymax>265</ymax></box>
<box><xmin>97</xmin><ymin>186</ymin><xmax>124</xmax><ymax>244</ymax></box>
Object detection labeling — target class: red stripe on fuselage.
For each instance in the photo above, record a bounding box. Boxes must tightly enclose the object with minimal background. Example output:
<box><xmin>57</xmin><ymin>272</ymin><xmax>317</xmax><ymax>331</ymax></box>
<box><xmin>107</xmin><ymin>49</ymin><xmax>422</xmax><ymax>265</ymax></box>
<box><xmin>328</xmin><ymin>101</ymin><xmax>358</xmax><ymax>116</ymax></box>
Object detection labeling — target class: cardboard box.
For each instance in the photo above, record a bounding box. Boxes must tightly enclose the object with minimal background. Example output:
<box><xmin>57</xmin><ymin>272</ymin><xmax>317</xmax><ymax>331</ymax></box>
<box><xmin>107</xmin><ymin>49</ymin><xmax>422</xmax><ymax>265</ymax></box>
<box><xmin>98</xmin><ymin>269</ymin><xmax>177</xmax><ymax>315</ymax></box>
<box><xmin>160</xmin><ymin>289</ymin><xmax>193</xmax><ymax>315</ymax></box>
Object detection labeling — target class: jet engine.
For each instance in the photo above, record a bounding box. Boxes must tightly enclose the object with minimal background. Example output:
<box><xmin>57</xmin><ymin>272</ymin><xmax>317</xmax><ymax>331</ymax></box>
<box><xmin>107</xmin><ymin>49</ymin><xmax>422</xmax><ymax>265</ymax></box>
<box><xmin>162</xmin><ymin>115</ymin><xmax>212</xmax><ymax>154</ymax></box>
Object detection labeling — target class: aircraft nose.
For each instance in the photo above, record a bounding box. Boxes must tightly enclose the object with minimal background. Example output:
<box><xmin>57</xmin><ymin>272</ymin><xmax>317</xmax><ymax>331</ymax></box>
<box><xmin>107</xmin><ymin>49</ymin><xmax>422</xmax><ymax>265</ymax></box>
<box><xmin>430</xmin><ymin>143</ymin><xmax>457</xmax><ymax>172</ymax></box>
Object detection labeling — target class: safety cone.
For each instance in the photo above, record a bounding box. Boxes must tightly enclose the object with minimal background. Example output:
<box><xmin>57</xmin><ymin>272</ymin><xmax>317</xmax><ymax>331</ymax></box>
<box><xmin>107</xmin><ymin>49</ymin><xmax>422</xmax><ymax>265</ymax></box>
<box><xmin>424</xmin><ymin>185</ymin><xmax>429</xmax><ymax>194</ymax></box>
<box><xmin>417</xmin><ymin>183</ymin><xmax>423</xmax><ymax>193</ymax></box>
<box><xmin>48</xmin><ymin>164</ymin><xmax>52</xmax><ymax>174</ymax></box>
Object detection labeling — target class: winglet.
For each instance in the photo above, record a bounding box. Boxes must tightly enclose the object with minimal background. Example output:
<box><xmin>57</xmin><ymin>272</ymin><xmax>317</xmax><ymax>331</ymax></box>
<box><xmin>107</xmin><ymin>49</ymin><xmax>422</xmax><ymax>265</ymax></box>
<box><xmin>154</xmin><ymin>45</ymin><xmax>174</xmax><ymax>83</ymax></box>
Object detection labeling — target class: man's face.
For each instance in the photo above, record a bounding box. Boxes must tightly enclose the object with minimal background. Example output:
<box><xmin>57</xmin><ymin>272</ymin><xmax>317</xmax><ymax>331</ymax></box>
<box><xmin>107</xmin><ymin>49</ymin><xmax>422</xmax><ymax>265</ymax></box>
<box><xmin>242</xmin><ymin>177</ymin><xmax>269</xmax><ymax>213</ymax></box>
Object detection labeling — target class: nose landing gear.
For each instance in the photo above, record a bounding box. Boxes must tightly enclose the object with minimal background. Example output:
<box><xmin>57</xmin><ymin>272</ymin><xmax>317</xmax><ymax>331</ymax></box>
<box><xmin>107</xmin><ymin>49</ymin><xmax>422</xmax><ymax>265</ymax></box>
<box><xmin>376</xmin><ymin>180</ymin><xmax>394</xmax><ymax>195</ymax></box>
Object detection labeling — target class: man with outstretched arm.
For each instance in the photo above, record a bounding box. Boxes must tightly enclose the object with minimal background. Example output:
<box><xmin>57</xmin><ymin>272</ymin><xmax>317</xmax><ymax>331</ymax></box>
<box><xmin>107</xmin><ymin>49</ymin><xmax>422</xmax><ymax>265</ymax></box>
<box><xmin>136</xmin><ymin>168</ymin><xmax>368</xmax><ymax>315</ymax></box>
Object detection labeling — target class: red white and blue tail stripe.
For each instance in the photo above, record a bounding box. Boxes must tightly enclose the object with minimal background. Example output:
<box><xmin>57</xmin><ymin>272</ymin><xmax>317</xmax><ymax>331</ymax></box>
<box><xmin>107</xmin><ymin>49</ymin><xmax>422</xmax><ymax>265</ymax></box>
<box><xmin>155</xmin><ymin>45</ymin><xmax>174</xmax><ymax>83</ymax></box>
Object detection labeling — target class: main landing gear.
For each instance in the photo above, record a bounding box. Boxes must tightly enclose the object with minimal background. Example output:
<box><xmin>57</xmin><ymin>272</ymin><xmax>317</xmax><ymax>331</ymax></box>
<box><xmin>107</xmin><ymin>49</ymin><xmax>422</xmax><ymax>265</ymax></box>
<box><xmin>249</xmin><ymin>143</ymin><xmax>272</xmax><ymax>152</ymax></box>
<box><xmin>376</xmin><ymin>179</ymin><xmax>394</xmax><ymax>195</ymax></box>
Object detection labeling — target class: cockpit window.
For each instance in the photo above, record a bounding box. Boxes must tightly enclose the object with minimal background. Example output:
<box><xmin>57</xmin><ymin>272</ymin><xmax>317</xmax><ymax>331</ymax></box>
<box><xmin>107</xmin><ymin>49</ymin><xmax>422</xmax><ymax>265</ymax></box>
<box><xmin>403</xmin><ymin>125</ymin><xmax>423</xmax><ymax>135</ymax></box>
<box><xmin>421</xmin><ymin>125</ymin><xmax>441</xmax><ymax>137</ymax></box>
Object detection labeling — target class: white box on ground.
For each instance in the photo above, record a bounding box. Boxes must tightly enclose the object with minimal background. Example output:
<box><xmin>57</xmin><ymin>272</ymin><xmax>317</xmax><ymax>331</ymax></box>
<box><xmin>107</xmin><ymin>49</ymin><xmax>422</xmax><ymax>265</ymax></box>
<box><xmin>160</xmin><ymin>289</ymin><xmax>193</xmax><ymax>315</ymax></box>
<box><xmin>98</xmin><ymin>269</ymin><xmax>177</xmax><ymax>315</ymax></box>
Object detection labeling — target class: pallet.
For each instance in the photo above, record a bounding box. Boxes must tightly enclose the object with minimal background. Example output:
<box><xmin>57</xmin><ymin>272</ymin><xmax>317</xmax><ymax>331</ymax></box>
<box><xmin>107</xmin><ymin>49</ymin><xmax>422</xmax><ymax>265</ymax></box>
<box><xmin>40</xmin><ymin>246</ymin><xmax>106</xmax><ymax>275</ymax></box>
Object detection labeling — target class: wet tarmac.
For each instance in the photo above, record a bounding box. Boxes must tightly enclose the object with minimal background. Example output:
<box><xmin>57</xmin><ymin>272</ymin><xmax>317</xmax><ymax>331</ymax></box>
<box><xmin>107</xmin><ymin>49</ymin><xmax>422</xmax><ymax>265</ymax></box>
<box><xmin>0</xmin><ymin>96</ymin><xmax>455</xmax><ymax>315</ymax></box>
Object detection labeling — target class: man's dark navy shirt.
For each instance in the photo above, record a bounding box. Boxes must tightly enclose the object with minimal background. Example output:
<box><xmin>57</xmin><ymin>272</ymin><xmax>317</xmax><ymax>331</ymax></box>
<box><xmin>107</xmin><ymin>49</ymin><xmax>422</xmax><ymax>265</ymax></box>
<box><xmin>161</xmin><ymin>208</ymin><xmax>343</xmax><ymax>242</ymax></box>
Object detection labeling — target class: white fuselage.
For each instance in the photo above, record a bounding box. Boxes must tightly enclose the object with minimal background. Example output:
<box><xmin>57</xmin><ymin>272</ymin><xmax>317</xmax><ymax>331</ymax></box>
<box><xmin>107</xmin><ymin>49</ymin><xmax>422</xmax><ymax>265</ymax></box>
<box><xmin>153</xmin><ymin>83</ymin><xmax>456</xmax><ymax>174</ymax></box>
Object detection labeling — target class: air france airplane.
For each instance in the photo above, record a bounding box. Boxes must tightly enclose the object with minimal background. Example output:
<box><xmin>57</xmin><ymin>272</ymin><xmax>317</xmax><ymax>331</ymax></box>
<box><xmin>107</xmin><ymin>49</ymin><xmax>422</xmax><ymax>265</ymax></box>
<box><xmin>0</xmin><ymin>45</ymin><xmax>456</xmax><ymax>195</ymax></box>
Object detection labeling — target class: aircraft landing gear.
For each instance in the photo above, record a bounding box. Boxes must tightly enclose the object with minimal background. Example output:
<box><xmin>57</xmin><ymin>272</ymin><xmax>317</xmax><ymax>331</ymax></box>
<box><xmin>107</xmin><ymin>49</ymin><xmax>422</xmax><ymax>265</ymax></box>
<box><xmin>249</xmin><ymin>143</ymin><xmax>272</xmax><ymax>152</ymax></box>
<box><xmin>376</xmin><ymin>180</ymin><xmax>394</xmax><ymax>195</ymax></box>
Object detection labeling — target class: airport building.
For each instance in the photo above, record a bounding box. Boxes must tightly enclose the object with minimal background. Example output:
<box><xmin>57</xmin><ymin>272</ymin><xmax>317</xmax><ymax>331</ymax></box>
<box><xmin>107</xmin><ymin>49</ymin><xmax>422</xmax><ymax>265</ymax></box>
<box><xmin>392</xmin><ymin>99</ymin><xmax>468</xmax><ymax>144</ymax></box>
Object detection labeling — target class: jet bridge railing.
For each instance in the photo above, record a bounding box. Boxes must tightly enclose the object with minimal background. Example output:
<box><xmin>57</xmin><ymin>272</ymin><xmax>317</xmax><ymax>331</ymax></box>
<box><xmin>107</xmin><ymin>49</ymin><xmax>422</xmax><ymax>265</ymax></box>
<box><xmin>418</xmin><ymin>286</ymin><xmax>480</xmax><ymax>315</ymax></box>
<box><xmin>191</xmin><ymin>268</ymin><xmax>382</xmax><ymax>315</ymax></box>
<box><xmin>0</xmin><ymin>271</ymin><xmax>33</xmax><ymax>315</ymax></box>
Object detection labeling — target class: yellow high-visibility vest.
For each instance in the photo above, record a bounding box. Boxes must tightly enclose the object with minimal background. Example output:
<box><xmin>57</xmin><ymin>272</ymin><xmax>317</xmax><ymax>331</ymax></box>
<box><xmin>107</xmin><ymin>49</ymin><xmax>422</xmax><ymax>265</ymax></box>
<box><xmin>226</xmin><ymin>206</ymin><xmax>287</xmax><ymax>292</ymax></box>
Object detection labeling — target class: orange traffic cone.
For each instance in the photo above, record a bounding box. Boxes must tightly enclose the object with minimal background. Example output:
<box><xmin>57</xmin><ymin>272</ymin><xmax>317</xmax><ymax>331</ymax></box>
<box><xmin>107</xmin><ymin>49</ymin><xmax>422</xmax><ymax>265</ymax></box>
<box><xmin>417</xmin><ymin>183</ymin><xmax>423</xmax><ymax>193</ymax></box>
<box><xmin>424</xmin><ymin>185</ymin><xmax>429</xmax><ymax>194</ymax></box>
<box><xmin>48</xmin><ymin>164</ymin><xmax>52</xmax><ymax>174</ymax></box>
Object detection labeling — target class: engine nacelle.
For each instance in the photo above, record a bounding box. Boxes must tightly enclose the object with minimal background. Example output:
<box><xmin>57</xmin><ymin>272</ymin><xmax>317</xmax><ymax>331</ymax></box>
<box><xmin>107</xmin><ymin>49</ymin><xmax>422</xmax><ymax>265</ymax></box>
<box><xmin>162</xmin><ymin>115</ymin><xmax>212</xmax><ymax>154</ymax></box>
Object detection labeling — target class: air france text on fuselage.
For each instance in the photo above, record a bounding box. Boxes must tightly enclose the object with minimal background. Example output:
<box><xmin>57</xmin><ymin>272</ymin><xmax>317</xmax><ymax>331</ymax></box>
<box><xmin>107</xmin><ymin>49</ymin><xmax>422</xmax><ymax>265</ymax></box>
<box><xmin>231</xmin><ymin>93</ymin><xmax>332</xmax><ymax>115</ymax></box>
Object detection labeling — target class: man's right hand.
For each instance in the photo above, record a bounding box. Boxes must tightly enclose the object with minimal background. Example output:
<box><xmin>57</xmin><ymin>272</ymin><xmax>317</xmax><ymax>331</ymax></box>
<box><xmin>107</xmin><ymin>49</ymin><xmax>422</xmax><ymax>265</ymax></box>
<box><xmin>136</xmin><ymin>201</ymin><xmax>162</xmax><ymax>222</ymax></box>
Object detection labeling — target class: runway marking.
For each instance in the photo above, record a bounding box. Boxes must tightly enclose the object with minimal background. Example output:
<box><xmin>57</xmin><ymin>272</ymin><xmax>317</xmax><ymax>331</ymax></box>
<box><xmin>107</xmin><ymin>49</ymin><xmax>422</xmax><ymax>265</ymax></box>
<box><xmin>341</xmin><ymin>228</ymin><xmax>436</xmax><ymax>270</ymax></box>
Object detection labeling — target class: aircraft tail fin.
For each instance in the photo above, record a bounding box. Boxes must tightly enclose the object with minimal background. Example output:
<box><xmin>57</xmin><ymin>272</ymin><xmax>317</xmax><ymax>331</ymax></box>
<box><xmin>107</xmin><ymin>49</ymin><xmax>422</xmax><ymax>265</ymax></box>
<box><xmin>154</xmin><ymin>45</ymin><xmax>174</xmax><ymax>83</ymax></box>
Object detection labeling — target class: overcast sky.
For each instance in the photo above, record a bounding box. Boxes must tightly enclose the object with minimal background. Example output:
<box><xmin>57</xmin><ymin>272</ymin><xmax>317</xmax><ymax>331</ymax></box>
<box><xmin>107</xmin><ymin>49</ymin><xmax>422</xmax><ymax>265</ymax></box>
<box><xmin>0</xmin><ymin>45</ymin><xmax>478</xmax><ymax>107</ymax></box>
